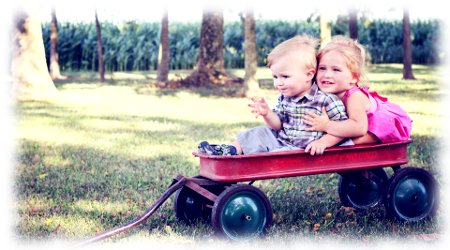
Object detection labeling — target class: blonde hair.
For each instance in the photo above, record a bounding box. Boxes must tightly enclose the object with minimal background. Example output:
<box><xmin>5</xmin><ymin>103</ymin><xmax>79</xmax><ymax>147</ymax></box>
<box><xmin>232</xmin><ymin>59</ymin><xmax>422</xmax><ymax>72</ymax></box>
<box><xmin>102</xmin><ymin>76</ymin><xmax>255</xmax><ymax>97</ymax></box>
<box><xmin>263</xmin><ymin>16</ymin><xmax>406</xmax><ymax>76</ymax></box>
<box><xmin>318</xmin><ymin>35</ymin><xmax>367</xmax><ymax>83</ymax></box>
<box><xmin>267</xmin><ymin>35</ymin><xmax>319</xmax><ymax>70</ymax></box>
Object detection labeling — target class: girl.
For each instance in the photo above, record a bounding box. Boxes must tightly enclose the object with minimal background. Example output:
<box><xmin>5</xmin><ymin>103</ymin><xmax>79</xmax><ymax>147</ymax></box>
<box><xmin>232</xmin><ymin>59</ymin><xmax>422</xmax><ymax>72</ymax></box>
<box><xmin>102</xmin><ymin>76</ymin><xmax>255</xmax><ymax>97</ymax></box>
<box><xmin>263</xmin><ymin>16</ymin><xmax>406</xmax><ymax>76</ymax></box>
<box><xmin>304</xmin><ymin>36</ymin><xmax>412</xmax><ymax>144</ymax></box>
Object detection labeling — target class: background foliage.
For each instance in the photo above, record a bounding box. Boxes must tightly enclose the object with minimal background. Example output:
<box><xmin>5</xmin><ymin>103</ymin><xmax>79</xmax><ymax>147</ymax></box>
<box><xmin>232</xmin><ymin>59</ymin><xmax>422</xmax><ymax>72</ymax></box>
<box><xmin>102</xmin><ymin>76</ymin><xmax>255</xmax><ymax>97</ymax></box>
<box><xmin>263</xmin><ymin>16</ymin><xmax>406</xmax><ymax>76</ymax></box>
<box><xmin>42</xmin><ymin>19</ymin><xmax>441</xmax><ymax>72</ymax></box>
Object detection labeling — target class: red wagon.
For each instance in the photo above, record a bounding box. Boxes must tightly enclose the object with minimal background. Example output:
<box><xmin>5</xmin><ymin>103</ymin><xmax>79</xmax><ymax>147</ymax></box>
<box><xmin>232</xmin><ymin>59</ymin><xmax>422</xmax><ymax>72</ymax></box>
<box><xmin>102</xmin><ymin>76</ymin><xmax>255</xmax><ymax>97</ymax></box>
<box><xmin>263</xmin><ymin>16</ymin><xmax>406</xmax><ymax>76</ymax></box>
<box><xmin>173</xmin><ymin>139</ymin><xmax>438</xmax><ymax>240</ymax></box>
<box><xmin>78</xmin><ymin>139</ymin><xmax>438</xmax><ymax>245</ymax></box>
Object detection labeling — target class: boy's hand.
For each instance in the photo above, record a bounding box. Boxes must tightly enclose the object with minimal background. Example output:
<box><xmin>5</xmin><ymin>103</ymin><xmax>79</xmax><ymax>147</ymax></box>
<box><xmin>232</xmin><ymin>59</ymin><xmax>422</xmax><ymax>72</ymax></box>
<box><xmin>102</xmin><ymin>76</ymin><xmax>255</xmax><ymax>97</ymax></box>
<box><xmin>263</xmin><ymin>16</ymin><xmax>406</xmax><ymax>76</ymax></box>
<box><xmin>304</xmin><ymin>107</ymin><xmax>330</xmax><ymax>132</ymax></box>
<box><xmin>305</xmin><ymin>139</ymin><xmax>327</xmax><ymax>155</ymax></box>
<box><xmin>248</xmin><ymin>97</ymin><xmax>270</xmax><ymax>118</ymax></box>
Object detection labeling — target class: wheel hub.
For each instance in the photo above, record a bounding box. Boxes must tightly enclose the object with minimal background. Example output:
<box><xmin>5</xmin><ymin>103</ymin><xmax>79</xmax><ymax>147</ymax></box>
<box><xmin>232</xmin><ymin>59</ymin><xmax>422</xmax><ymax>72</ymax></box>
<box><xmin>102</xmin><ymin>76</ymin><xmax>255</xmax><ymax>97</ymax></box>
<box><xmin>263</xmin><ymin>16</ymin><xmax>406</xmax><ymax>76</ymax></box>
<box><xmin>242</xmin><ymin>214</ymin><xmax>252</xmax><ymax>221</ymax></box>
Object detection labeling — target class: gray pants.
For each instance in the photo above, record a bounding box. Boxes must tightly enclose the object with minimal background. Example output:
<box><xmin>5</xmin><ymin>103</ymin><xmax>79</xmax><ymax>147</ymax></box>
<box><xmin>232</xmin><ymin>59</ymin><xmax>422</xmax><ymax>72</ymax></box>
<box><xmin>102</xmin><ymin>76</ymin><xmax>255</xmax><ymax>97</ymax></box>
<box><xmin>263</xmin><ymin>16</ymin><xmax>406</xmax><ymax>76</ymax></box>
<box><xmin>236</xmin><ymin>126</ymin><xmax>300</xmax><ymax>154</ymax></box>
<box><xmin>236</xmin><ymin>126</ymin><xmax>354</xmax><ymax>155</ymax></box>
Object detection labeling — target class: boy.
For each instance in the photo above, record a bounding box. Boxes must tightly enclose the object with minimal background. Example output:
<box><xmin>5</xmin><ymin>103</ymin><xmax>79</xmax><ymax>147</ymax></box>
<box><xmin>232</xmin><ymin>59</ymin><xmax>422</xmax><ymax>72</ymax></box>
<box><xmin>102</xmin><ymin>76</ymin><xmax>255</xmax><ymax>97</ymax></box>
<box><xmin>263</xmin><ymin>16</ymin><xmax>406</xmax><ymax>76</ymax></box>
<box><xmin>199</xmin><ymin>35</ymin><xmax>348</xmax><ymax>156</ymax></box>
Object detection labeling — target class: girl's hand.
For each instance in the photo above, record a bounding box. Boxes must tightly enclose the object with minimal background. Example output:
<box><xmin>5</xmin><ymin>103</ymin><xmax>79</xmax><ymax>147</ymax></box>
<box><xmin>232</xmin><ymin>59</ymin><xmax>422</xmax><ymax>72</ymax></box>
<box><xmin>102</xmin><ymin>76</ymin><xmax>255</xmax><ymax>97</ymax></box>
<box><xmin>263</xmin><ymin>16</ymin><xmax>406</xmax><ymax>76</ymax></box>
<box><xmin>304</xmin><ymin>107</ymin><xmax>330</xmax><ymax>132</ymax></box>
<box><xmin>304</xmin><ymin>139</ymin><xmax>327</xmax><ymax>155</ymax></box>
<box><xmin>248</xmin><ymin>97</ymin><xmax>270</xmax><ymax>118</ymax></box>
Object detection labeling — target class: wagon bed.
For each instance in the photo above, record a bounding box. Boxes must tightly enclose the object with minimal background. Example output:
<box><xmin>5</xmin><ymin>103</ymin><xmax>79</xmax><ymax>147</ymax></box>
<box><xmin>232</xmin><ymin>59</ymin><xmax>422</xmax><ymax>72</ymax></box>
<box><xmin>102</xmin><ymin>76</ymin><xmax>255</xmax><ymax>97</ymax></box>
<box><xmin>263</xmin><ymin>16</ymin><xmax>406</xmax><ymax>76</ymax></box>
<box><xmin>194</xmin><ymin>139</ymin><xmax>412</xmax><ymax>182</ymax></box>
<box><xmin>79</xmin><ymin>138</ymin><xmax>437</xmax><ymax>245</ymax></box>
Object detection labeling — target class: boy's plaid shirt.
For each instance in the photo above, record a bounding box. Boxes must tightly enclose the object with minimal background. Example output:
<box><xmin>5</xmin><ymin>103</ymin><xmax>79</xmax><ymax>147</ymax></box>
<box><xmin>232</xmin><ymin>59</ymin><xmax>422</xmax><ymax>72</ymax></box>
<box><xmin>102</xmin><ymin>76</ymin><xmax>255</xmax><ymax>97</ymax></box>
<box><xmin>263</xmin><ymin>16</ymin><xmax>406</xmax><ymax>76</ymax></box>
<box><xmin>273</xmin><ymin>83</ymin><xmax>348</xmax><ymax>148</ymax></box>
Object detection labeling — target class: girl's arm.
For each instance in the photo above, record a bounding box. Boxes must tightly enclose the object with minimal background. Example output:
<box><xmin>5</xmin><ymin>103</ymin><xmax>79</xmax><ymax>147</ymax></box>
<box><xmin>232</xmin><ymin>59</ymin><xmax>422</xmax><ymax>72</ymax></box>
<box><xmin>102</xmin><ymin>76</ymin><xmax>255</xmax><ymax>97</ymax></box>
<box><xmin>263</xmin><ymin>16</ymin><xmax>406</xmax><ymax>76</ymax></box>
<box><xmin>304</xmin><ymin>91</ymin><xmax>369</xmax><ymax>137</ymax></box>
<box><xmin>249</xmin><ymin>97</ymin><xmax>282</xmax><ymax>130</ymax></box>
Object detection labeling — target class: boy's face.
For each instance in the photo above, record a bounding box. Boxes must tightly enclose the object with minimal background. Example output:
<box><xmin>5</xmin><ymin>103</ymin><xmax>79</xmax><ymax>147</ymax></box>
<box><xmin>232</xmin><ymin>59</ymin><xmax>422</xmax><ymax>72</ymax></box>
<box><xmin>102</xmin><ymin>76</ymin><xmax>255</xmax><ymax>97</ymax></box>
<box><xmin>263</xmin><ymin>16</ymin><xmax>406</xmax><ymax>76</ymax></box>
<box><xmin>270</xmin><ymin>54</ymin><xmax>315</xmax><ymax>98</ymax></box>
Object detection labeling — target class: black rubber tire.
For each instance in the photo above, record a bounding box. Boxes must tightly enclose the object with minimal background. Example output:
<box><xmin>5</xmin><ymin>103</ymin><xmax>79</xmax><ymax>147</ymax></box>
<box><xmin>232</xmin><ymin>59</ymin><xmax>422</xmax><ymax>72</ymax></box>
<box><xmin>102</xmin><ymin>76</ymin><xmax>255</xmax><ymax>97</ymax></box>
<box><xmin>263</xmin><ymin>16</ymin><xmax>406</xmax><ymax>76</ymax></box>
<box><xmin>385</xmin><ymin>167</ymin><xmax>438</xmax><ymax>222</ymax></box>
<box><xmin>174</xmin><ymin>177</ymin><xmax>225</xmax><ymax>224</ymax></box>
<box><xmin>338</xmin><ymin>168</ymin><xmax>388</xmax><ymax>209</ymax></box>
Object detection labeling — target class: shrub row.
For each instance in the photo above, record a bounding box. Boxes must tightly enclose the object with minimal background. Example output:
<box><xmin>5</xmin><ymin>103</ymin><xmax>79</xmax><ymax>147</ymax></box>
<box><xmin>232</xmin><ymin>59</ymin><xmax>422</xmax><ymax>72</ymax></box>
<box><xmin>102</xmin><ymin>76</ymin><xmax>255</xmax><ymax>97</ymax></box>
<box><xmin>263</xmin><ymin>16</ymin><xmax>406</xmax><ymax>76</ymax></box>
<box><xmin>42</xmin><ymin>19</ymin><xmax>441</xmax><ymax>72</ymax></box>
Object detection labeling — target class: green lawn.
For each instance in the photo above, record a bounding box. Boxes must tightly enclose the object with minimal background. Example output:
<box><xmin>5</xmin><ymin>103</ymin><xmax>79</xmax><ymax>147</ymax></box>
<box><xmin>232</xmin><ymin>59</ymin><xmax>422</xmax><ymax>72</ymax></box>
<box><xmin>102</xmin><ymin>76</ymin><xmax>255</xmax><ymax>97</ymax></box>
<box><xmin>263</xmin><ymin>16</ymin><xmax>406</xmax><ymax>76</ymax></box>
<box><xmin>14</xmin><ymin>64</ymin><xmax>443</xmax><ymax>246</ymax></box>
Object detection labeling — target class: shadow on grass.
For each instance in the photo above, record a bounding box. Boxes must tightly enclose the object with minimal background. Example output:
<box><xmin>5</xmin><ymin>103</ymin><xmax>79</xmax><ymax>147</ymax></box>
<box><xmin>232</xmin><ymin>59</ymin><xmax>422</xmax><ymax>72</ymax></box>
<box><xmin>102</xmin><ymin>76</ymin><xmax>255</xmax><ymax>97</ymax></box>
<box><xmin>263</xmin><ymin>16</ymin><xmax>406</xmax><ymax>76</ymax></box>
<box><xmin>15</xmin><ymin>99</ymin><xmax>441</xmax><ymax>241</ymax></box>
<box><xmin>15</xmin><ymin>100</ymin><xmax>262</xmax><ymax>239</ymax></box>
<box><xmin>368</xmin><ymin>64</ymin><xmax>437</xmax><ymax>75</ymax></box>
<box><xmin>367</xmin><ymin>80</ymin><xmax>440</xmax><ymax>102</ymax></box>
<box><xmin>15</xmin><ymin>134</ymin><xmax>442</xmax><ymax>241</ymax></box>
<box><xmin>15</xmin><ymin>139</ymin><xmax>209</xmax><ymax>240</ymax></box>
<box><xmin>17</xmin><ymin>101</ymin><xmax>262</xmax><ymax>141</ymax></box>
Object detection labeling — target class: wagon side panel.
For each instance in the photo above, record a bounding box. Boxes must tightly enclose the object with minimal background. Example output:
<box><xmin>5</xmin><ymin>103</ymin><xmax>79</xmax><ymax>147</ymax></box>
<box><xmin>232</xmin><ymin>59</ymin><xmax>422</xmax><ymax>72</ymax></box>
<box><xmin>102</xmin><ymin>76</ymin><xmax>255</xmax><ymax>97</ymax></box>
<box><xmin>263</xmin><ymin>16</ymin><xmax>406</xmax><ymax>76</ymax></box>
<box><xmin>199</xmin><ymin>143</ymin><xmax>409</xmax><ymax>182</ymax></box>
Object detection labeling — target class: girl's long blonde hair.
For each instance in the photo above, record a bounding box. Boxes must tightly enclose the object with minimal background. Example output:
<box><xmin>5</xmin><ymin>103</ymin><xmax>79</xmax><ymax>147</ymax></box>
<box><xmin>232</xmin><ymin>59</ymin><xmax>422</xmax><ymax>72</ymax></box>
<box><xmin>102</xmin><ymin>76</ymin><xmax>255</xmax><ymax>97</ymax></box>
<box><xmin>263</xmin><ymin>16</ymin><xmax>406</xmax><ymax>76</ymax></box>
<box><xmin>318</xmin><ymin>35</ymin><xmax>368</xmax><ymax>84</ymax></box>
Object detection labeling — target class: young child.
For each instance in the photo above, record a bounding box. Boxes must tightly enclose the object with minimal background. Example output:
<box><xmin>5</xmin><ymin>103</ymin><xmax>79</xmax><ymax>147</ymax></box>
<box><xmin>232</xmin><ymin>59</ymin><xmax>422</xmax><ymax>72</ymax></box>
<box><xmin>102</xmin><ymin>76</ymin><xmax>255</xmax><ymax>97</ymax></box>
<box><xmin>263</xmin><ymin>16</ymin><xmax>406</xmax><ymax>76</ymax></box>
<box><xmin>304</xmin><ymin>35</ymin><xmax>412</xmax><ymax>144</ymax></box>
<box><xmin>198</xmin><ymin>35</ymin><xmax>349</xmax><ymax>156</ymax></box>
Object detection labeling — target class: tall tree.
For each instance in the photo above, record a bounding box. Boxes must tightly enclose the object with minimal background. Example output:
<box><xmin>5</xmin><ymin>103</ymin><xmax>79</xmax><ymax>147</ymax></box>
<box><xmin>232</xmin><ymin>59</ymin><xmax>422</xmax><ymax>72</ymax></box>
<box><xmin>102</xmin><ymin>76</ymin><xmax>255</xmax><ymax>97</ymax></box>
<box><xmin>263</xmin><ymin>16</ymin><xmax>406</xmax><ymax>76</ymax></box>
<box><xmin>243</xmin><ymin>8</ymin><xmax>259</xmax><ymax>97</ymax></box>
<box><xmin>11</xmin><ymin>10</ymin><xmax>57</xmax><ymax>100</ymax></box>
<box><xmin>95</xmin><ymin>10</ymin><xmax>105</xmax><ymax>83</ymax></box>
<box><xmin>178</xmin><ymin>8</ymin><xmax>242</xmax><ymax>88</ymax></box>
<box><xmin>49</xmin><ymin>7</ymin><xmax>63</xmax><ymax>80</ymax></box>
<box><xmin>348</xmin><ymin>7</ymin><xmax>358</xmax><ymax>40</ymax></box>
<box><xmin>402</xmin><ymin>7</ymin><xmax>415</xmax><ymax>80</ymax></box>
<box><xmin>320</xmin><ymin>9</ymin><xmax>331</xmax><ymax>47</ymax></box>
<box><xmin>157</xmin><ymin>9</ymin><xmax>170</xmax><ymax>83</ymax></box>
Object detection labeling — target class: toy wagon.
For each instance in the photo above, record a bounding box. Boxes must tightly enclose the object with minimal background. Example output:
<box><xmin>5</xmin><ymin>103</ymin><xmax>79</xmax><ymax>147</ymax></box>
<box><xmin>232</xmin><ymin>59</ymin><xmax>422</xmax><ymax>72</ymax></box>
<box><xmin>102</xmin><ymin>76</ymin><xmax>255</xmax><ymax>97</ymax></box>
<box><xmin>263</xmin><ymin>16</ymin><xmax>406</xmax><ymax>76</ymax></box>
<box><xmin>78</xmin><ymin>139</ymin><xmax>438</xmax><ymax>245</ymax></box>
<box><xmin>174</xmin><ymin>139</ymin><xmax>438</xmax><ymax>240</ymax></box>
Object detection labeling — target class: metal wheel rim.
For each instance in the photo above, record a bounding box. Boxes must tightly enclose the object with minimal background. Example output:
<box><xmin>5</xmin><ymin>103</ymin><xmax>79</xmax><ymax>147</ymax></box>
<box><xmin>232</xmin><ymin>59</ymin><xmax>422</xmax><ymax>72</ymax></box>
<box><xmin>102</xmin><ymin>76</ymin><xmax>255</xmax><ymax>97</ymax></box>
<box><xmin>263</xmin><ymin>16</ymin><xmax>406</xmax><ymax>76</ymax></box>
<box><xmin>220</xmin><ymin>191</ymin><xmax>267</xmax><ymax>240</ymax></box>
<box><xmin>392</xmin><ymin>176</ymin><xmax>434</xmax><ymax>220</ymax></box>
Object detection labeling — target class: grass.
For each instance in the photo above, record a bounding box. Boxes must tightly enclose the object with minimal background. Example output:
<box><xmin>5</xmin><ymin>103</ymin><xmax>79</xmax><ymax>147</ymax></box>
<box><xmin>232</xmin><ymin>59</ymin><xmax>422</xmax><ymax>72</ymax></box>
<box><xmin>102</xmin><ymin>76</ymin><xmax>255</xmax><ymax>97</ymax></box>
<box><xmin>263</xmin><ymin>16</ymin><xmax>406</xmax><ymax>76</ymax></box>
<box><xmin>14</xmin><ymin>64</ymin><xmax>444</xmax><ymax>247</ymax></box>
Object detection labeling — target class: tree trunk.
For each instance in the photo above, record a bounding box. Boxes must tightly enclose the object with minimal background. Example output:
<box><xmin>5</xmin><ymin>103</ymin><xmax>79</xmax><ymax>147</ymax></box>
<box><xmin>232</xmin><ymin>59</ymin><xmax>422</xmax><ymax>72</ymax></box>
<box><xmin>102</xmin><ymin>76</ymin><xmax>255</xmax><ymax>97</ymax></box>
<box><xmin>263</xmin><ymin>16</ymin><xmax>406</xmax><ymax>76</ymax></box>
<box><xmin>196</xmin><ymin>9</ymin><xmax>225</xmax><ymax>72</ymax></box>
<box><xmin>95</xmin><ymin>10</ymin><xmax>105</xmax><ymax>83</ymax></box>
<box><xmin>348</xmin><ymin>7</ymin><xmax>358</xmax><ymax>40</ymax></box>
<box><xmin>172</xmin><ymin>8</ymin><xmax>242</xmax><ymax>91</ymax></box>
<box><xmin>243</xmin><ymin>8</ymin><xmax>259</xmax><ymax>97</ymax></box>
<box><xmin>320</xmin><ymin>10</ymin><xmax>331</xmax><ymax>47</ymax></box>
<box><xmin>49</xmin><ymin>8</ymin><xmax>63</xmax><ymax>80</ymax></box>
<box><xmin>11</xmin><ymin>11</ymin><xmax>57</xmax><ymax>100</ymax></box>
<box><xmin>402</xmin><ymin>8</ymin><xmax>415</xmax><ymax>80</ymax></box>
<box><xmin>157</xmin><ymin>10</ymin><xmax>170</xmax><ymax>83</ymax></box>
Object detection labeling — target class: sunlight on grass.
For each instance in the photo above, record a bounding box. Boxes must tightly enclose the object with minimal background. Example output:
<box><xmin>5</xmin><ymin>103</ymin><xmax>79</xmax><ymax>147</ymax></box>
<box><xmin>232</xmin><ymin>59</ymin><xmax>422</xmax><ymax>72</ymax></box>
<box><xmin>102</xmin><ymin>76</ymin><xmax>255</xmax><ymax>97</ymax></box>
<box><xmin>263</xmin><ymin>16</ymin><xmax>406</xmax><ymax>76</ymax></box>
<box><xmin>110</xmin><ymin>72</ymin><xmax>149</xmax><ymax>80</ymax></box>
<box><xmin>18</xmin><ymin>195</ymin><xmax>57</xmax><ymax>212</ymax></box>
<box><xmin>43</xmin><ymin>154</ymin><xmax>72</xmax><ymax>169</ymax></box>
<box><xmin>73</xmin><ymin>200</ymin><xmax>131</xmax><ymax>215</ymax></box>
<box><xmin>17</xmin><ymin>196</ymin><xmax>102</xmax><ymax>238</ymax></box>
<box><xmin>41</xmin><ymin>215</ymin><xmax>101</xmax><ymax>238</ymax></box>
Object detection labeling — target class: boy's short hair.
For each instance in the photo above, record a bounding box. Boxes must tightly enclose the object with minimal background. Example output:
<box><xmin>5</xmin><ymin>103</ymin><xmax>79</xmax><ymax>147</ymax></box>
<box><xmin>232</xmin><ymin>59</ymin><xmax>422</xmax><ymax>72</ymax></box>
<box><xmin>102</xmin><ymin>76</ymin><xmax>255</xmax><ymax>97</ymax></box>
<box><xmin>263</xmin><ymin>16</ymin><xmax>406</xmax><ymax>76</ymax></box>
<box><xmin>267</xmin><ymin>35</ymin><xmax>319</xmax><ymax>70</ymax></box>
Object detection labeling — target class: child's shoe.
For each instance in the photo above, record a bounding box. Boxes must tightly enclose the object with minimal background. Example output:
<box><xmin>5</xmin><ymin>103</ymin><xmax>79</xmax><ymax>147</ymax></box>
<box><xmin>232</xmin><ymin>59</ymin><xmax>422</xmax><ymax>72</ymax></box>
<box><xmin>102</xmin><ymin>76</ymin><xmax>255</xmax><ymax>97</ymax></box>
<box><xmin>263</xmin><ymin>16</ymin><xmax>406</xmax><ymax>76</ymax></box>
<box><xmin>198</xmin><ymin>141</ymin><xmax>214</xmax><ymax>155</ymax></box>
<box><xmin>198</xmin><ymin>141</ymin><xmax>237</xmax><ymax>156</ymax></box>
<box><xmin>215</xmin><ymin>144</ymin><xmax>237</xmax><ymax>156</ymax></box>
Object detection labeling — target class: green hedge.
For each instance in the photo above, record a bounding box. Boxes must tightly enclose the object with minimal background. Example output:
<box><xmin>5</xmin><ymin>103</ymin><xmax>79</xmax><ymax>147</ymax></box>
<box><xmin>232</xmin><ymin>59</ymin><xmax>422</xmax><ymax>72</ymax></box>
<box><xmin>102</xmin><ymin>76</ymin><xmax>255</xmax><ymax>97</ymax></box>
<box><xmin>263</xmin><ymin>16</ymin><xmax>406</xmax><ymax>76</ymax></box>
<box><xmin>42</xmin><ymin>19</ymin><xmax>441</xmax><ymax>72</ymax></box>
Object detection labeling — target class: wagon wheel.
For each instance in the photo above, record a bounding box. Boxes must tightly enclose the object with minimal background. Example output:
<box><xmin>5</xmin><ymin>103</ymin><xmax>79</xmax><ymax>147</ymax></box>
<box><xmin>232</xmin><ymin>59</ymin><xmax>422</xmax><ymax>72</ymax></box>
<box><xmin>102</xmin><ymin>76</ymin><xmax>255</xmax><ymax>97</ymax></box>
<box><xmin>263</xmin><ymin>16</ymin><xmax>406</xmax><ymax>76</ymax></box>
<box><xmin>338</xmin><ymin>168</ymin><xmax>388</xmax><ymax>209</ymax></box>
<box><xmin>385</xmin><ymin>167</ymin><xmax>438</xmax><ymax>222</ymax></box>
<box><xmin>211</xmin><ymin>184</ymin><xmax>273</xmax><ymax>241</ymax></box>
<box><xmin>174</xmin><ymin>177</ymin><xmax>225</xmax><ymax>224</ymax></box>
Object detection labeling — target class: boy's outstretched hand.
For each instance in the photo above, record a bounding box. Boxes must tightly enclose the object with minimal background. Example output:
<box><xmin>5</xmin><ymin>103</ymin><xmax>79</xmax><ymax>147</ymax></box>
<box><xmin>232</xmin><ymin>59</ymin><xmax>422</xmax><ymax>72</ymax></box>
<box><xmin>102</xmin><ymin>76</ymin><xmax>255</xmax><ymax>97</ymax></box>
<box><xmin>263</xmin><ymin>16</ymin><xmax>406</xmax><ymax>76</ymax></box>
<box><xmin>249</xmin><ymin>97</ymin><xmax>270</xmax><ymax>118</ymax></box>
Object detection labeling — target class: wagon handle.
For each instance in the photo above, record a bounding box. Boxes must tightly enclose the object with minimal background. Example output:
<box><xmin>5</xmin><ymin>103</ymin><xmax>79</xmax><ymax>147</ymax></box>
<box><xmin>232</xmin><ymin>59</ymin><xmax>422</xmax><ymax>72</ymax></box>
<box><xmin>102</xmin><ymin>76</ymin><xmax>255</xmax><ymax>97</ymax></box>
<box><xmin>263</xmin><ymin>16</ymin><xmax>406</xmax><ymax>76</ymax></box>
<box><xmin>73</xmin><ymin>175</ymin><xmax>187</xmax><ymax>248</ymax></box>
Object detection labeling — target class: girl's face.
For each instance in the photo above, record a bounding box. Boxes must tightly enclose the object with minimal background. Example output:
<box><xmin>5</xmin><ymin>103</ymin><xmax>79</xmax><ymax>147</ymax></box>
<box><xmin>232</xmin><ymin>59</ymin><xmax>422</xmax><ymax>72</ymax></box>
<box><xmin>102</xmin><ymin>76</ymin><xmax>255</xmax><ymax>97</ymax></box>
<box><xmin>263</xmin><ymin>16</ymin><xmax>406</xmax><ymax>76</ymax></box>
<box><xmin>316</xmin><ymin>50</ymin><xmax>358</xmax><ymax>99</ymax></box>
<box><xmin>270</xmin><ymin>54</ymin><xmax>315</xmax><ymax>98</ymax></box>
